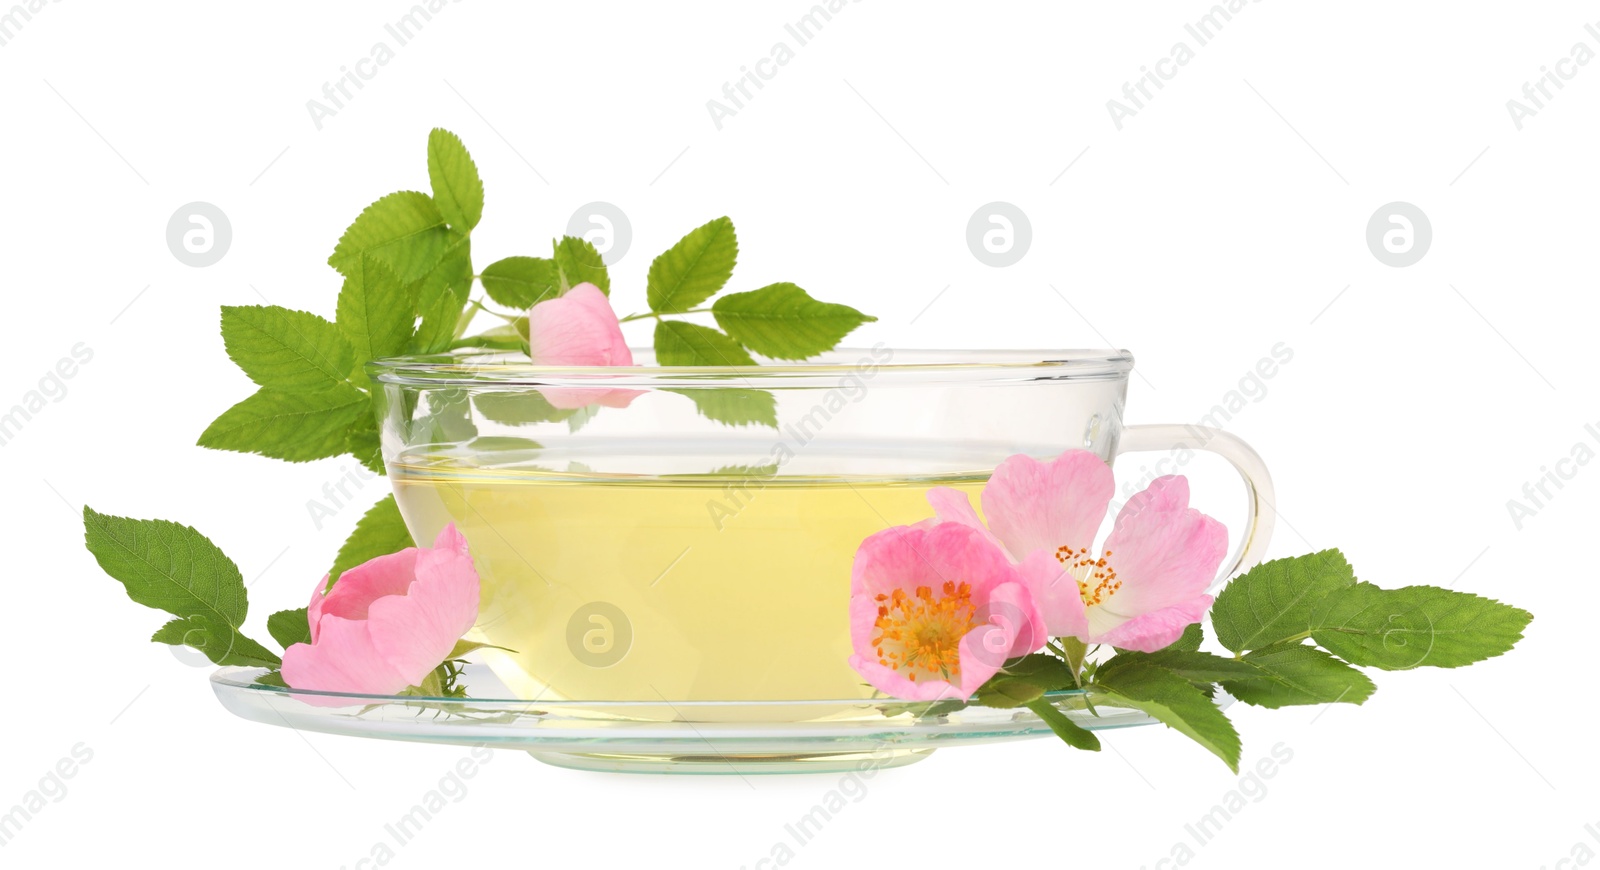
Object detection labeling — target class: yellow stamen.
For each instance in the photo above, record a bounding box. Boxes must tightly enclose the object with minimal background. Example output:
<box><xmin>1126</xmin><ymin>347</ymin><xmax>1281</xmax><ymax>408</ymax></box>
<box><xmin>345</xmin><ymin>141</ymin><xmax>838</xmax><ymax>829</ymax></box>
<box><xmin>1056</xmin><ymin>545</ymin><xmax>1121</xmax><ymax>607</ymax></box>
<box><xmin>872</xmin><ymin>580</ymin><xmax>980</xmax><ymax>682</ymax></box>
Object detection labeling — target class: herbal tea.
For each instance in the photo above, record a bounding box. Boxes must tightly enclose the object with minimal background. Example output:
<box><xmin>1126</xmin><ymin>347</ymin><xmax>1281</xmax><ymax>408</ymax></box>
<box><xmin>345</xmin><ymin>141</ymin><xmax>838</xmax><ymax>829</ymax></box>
<box><xmin>391</xmin><ymin>451</ymin><xmax>988</xmax><ymax>702</ymax></box>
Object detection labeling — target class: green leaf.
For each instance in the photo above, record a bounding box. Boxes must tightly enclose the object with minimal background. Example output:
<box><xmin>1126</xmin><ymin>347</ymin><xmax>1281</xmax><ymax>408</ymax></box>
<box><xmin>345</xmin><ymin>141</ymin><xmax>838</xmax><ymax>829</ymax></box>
<box><xmin>1094</xmin><ymin>659</ymin><xmax>1241</xmax><ymax>772</ymax></box>
<box><xmin>198</xmin><ymin>384</ymin><xmax>369</xmax><ymax>462</ymax></box>
<box><xmin>999</xmin><ymin>653</ymin><xmax>1078</xmax><ymax>690</ymax></box>
<box><xmin>466</xmin><ymin>436</ymin><xmax>544</xmax><ymax>453</ymax></box>
<box><xmin>1310</xmin><ymin>584</ymin><xmax>1533</xmax><ymax>671</ymax></box>
<box><xmin>480</xmin><ymin>257</ymin><xmax>561</xmax><ymax>309</ymax></box>
<box><xmin>337</xmin><ymin>256</ymin><xmax>414</xmax><ymax>373</ymax></box>
<box><xmin>1114</xmin><ymin>649</ymin><xmax>1266</xmax><ymax>684</ymax></box>
<box><xmin>1163</xmin><ymin>622</ymin><xmax>1205</xmax><ymax>652</ymax></box>
<box><xmin>712</xmin><ymin>283</ymin><xmax>876</xmax><ymax>360</ymax></box>
<box><xmin>646</xmin><ymin>216</ymin><xmax>738</xmax><ymax>313</ymax></box>
<box><xmin>406</xmin><ymin>235</ymin><xmax>473</xmax><ymax>355</ymax></box>
<box><xmin>654</xmin><ymin>320</ymin><xmax>756</xmax><ymax>366</ymax></box>
<box><xmin>1024</xmin><ymin>698</ymin><xmax>1102</xmax><ymax>751</ymax></box>
<box><xmin>1212</xmin><ymin>549</ymin><xmax>1356</xmax><ymax>653</ymax></box>
<box><xmin>1222</xmin><ymin>642</ymin><xmax>1375</xmax><ymax>708</ymax></box>
<box><xmin>553</xmin><ymin>236</ymin><xmax>610</xmax><ymax>294</ymax></box>
<box><xmin>83</xmin><ymin>507</ymin><xmax>280</xmax><ymax>668</ymax></box>
<box><xmin>979</xmin><ymin>677</ymin><xmax>1047</xmax><ymax>709</ymax></box>
<box><xmin>328</xmin><ymin>191</ymin><xmax>455</xmax><ymax>285</ymax></box>
<box><xmin>345</xmin><ymin>418</ymin><xmax>385</xmax><ymax>474</ymax></box>
<box><xmin>426</xmin><ymin>129</ymin><xmax>483</xmax><ymax>233</ymax></box>
<box><xmin>267</xmin><ymin>608</ymin><xmax>311</xmax><ymax>650</ymax></box>
<box><xmin>220</xmin><ymin>305</ymin><xmax>354</xmax><ymax>392</ymax></box>
<box><xmin>668</xmin><ymin>388</ymin><xmax>777</xmax><ymax>429</ymax></box>
<box><xmin>474</xmin><ymin>390</ymin><xmax>577</xmax><ymax>425</ymax></box>
<box><xmin>151</xmin><ymin>617</ymin><xmax>281</xmax><ymax>668</ymax></box>
<box><xmin>329</xmin><ymin>495</ymin><xmax>416</xmax><ymax>586</ymax></box>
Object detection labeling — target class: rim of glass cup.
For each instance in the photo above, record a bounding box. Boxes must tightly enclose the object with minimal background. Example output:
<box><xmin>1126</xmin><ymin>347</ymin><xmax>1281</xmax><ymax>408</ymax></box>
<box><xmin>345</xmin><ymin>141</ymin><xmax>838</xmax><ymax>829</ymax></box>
<box><xmin>369</xmin><ymin>347</ymin><xmax>1135</xmax><ymax>389</ymax></box>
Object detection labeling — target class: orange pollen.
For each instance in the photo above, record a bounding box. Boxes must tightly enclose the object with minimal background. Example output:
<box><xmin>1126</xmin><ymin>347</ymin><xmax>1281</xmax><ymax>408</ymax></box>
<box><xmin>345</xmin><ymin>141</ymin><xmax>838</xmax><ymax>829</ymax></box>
<box><xmin>1055</xmin><ymin>545</ymin><xmax>1121</xmax><ymax>607</ymax></box>
<box><xmin>871</xmin><ymin>581</ymin><xmax>980</xmax><ymax>682</ymax></box>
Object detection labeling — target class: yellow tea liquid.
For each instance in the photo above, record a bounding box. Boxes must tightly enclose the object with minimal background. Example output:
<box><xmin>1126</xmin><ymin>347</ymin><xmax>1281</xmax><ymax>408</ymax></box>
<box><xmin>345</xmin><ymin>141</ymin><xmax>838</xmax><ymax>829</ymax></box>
<box><xmin>391</xmin><ymin>454</ymin><xmax>987</xmax><ymax>702</ymax></box>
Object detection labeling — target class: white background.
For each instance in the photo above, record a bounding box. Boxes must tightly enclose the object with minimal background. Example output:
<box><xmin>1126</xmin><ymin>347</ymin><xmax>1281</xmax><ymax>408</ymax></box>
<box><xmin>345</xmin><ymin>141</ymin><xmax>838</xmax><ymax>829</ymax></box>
<box><xmin>2</xmin><ymin>1</ymin><xmax>1595</xmax><ymax>867</ymax></box>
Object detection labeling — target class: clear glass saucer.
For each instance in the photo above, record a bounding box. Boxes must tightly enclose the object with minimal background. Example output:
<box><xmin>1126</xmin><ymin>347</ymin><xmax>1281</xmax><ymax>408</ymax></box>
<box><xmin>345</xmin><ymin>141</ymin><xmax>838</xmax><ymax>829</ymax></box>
<box><xmin>211</xmin><ymin>665</ymin><xmax>1159</xmax><ymax>774</ymax></box>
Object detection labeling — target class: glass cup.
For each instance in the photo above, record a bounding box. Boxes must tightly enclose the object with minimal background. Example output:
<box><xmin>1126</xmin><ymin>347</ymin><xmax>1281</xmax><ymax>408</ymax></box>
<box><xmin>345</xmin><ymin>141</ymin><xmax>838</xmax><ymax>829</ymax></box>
<box><xmin>370</xmin><ymin>348</ymin><xmax>1275</xmax><ymax>704</ymax></box>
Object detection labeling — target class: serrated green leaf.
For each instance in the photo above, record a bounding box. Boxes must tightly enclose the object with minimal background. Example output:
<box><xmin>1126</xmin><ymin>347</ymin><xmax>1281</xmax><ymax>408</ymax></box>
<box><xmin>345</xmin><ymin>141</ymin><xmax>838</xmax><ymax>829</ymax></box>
<box><xmin>1222</xmin><ymin>642</ymin><xmax>1375</xmax><ymax>708</ymax></box>
<box><xmin>668</xmin><ymin>388</ymin><xmax>777</xmax><ymax>429</ymax></box>
<box><xmin>409</xmin><ymin>388</ymin><xmax>477</xmax><ymax>445</ymax></box>
<box><xmin>267</xmin><ymin>608</ymin><xmax>311</xmax><ymax>650</ymax></box>
<box><xmin>345</xmin><ymin>417</ymin><xmax>385</xmax><ymax>474</ymax></box>
<box><xmin>654</xmin><ymin>320</ymin><xmax>756</xmax><ymax>366</ymax></box>
<box><xmin>480</xmin><ymin>257</ymin><xmax>561</xmax><ymax>309</ymax></box>
<box><xmin>712</xmin><ymin>283</ymin><xmax>876</xmax><ymax>360</ymax></box>
<box><xmin>220</xmin><ymin>305</ymin><xmax>354</xmax><ymax>392</ymax></box>
<box><xmin>151</xmin><ymin>617</ymin><xmax>282</xmax><ymax>668</ymax></box>
<box><xmin>84</xmin><ymin>507</ymin><xmax>280</xmax><ymax>668</ymax></box>
<box><xmin>426</xmin><ymin>129</ymin><xmax>483</xmax><ymax>233</ymax></box>
<box><xmin>198</xmin><ymin>385</ymin><xmax>369</xmax><ymax>462</ymax></box>
<box><xmin>1000</xmin><ymin>653</ymin><xmax>1078</xmax><ymax>689</ymax></box>
<box><xmin>1094</xmin><ymin>659</ymin><xmax>1241</xmax><ymax>771</ymax></box>
<box><xmin>1310</xmin><ymin>584</ymin><xmax>1532</xmax><ymax>670</ymax></box>
<box><xmin>406</xmin><ymin>235</ymin><xmax>473</xmax><ymax>354</ymax></box>
<box><xmin>329</xmin><ymin>495</ymin><xmax>416</xmax><ymax>586</ymax></box>
<box><xmin>1024</xmin><ymin>698</ymin><xmax>1102</xmax><ymax>751</ymax></box>
<box><xmin>1165</xmin><ymin>622</ymin><xmax>1205</xmax><ymax>652</ymax></box>
<box><xmin>337</xmin><ymin>256</ymin><xmax>414</xmax><ymax>374</ymax></box>
<box><xmin>647</xmin><ymin>216</ymin><xmax>738</xmax><ymax>313</ymax></box>
<box><xmin>1113</xmin><ymin>649</ymin><xmax>1265</xmax><ymax>684</ymax></box>
<box><xmin>553</xmin><ymin>236</ymin><xmax>609</xmax><ymax>294</ymax></box>
<box><xmin>328</xmin><ymin>191</ymin><xmax>454</xmax><ymax>285</ymax></box>
<box><xmin>1213</xmin><ymin>549</ymin><xmax>1356</xmax><ymax>653</ymax></box>
<box><xmin>979</xmin><ymin>677</ymin><xmax>1047</xmax><ymax>709</ymax></box>
<box><xmin>412</xmin><ymin>235</ymin><xmax>473</xmax><ymax>312</ymax></box>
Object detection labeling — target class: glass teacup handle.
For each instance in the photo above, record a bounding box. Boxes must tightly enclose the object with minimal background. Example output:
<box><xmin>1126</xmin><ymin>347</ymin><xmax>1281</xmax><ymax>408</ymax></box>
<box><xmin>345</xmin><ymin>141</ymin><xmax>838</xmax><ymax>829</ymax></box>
<box><xmin>1115</xmin><ymin>424</ymin><xmax>1276</xmax><ymax>589</ymax></box>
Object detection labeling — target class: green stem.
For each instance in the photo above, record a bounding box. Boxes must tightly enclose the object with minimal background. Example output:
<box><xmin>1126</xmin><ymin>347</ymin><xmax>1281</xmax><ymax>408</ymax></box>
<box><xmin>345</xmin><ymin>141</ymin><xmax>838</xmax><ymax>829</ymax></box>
<box><xmin>618</xmin><ymin>307</ymin><xmax>712</xmax><ymax>323</ymax></box>
<box><xmin>1059</xmin><ymin>637</ymin><xmax>1089</xmax><ymax>688</ymax></box>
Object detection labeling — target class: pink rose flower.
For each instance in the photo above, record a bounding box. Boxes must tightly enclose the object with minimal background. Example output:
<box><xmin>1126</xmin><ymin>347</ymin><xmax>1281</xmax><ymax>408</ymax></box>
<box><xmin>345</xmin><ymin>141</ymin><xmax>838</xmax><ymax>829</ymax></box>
<box><xmin>281</xmin><ymin>524</ymin><xmax>480</xmax><ymax>696</ymax></box>
<box><xmin>526</xmin><ymin>283</ymin><xmax>643</xmax><ymax>409</ymax></box>
<box><xmin>849</xmin><ymin>522</ymin><xmax>1046</xmax><ymax>700</ymax></box>
<box><xmin>927</xmin><ymin>450</ymin><xmax>1227</xmax><ymax>653</ymax></box>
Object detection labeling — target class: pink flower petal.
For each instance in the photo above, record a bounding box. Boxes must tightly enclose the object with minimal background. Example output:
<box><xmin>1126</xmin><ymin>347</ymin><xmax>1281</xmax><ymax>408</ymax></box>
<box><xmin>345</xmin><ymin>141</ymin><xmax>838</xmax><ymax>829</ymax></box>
<box><xmin>1091</xmin><ymin>596</ymin><xmax>1213</xmax><ymax>653</ymax></box>
<box><xmin>527</xmin><ymin>284</ymin><xmax>633</xmax><ymax>366</ymax></box>
<box><xmin>1100</xmin><ymin>476</ymin><xmax>1228</xmax><ymax>620</ymax></box>
<box><xmin>926</xmin><ymin>487</ymin><xmax>1005</xmax><ymax>552</ymax></box>
<box><xmin>281</xmin><ymin>614</ymin><xmax>411</xmax><ymax>696</ymax></box>
<box><xmin>314</xmin><ymin>548</ymin><xmax>420</xmax><ymax>623</ymax></box>
<box><xmin>536</xmin><ymin>386</ymin><xmax>644</xmax><ymax>410</ymax></box>
<box><xmin>849</xmin><ymin>523</ymin><xmax>1045</xmax><ymax>701</ymax></box>
<box><xmin>982</xmin><ymin>450</ymin><xmax>1114</xmax><ymax>561</ymax></box>
<box><xmin>1016</xmin><ymin>548</ymin><xmax>1090</xmax><ymax>640</ymax></box>
<box><xmin>366</xmin><ymin>528</ymin><xmax>482</xmax><ymax>685</ymax></box>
